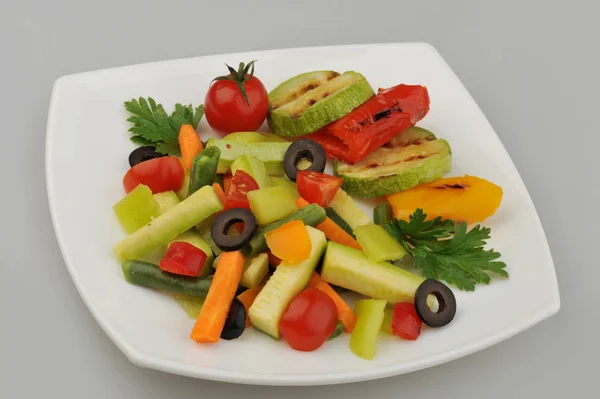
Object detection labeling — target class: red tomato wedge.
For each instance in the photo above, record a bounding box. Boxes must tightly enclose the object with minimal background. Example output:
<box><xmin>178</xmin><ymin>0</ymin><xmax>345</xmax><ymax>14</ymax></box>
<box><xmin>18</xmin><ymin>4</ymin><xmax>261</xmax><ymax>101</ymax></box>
<box><xmin>391</xmin><ymin>302</ymin><xmax>422</xmax><ymax>340</ymax></box>
<box><xmin>123</xmin><ymin>156</ymin><xmax>185</xmax><ymax>194</ymax></box>
<box><xmin>296</xmin><ymin>171</ymin><xmax>343</xmax><ymax>208</ymax></box>
<box><xmin>307</xmin><ymin>84</ymin><xmax>430</xmax><ymax>164</ymax></box>
<box><xmin>224</xmin><ymin>170</ymin><xmax>259</xmax><ymax>211</ymax></box>
<box><xmin>159</xmin><ymin>241</ymin><xmax>208</xmax><ymax>277</ymax></box>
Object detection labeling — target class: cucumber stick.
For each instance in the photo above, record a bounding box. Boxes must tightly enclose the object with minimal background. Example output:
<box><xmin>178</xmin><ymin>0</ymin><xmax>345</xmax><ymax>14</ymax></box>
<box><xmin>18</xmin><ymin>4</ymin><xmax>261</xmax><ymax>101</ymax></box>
<box><xmin>243</xmin><ymin>204</ymin><xmax>326</xmax><ymax>257</ymax></box>
<box><xmin>206</xmin><ymin>139</ymin><xmax>290</xmax><ymax>175</ymax></box>
<box><xmin>321</xmin><ymin>241</ymin><xmax>428</xmax><ymax>305</ymax></box>
<box><xmin>240</xmin><ymin>253</ymin><xmax>269</xmax><ymax>289</ymax></box>
<box><xmin>114</xmin><ymin>185</ymin><xmax>223</xmax><ymax>261</ymax></box>
<box><xmin>153</xmin><ymin>191</ymin><xmax>181</xmax><ymax>215</ymax></box>
<box><xmin>328</xmin><ymin>189</ymin><xmax>371</xmax><ymax>230</ymax></box>
<box><xmin>350</xmin><ymin>299</ymin><xmax>386</xmax><ymax>360</ymax></box>
<box><xmin>249</xmin><ymin>226</ymin><xmax>327</xmax><ymax>339</ymax></box>
<box><xmin>231</xmin><ymin>155</ymin><xmax>271</xmax><ymax>188</ymax></box>
<box><xmin>122</xmin><ymin>260</ymin><xmax>212</xmax><ymax>297</ymax></box>
<box><xmin>354</xmin><ymin>223</ymin><xmax>407</xmax><ymax>262</ymax></box>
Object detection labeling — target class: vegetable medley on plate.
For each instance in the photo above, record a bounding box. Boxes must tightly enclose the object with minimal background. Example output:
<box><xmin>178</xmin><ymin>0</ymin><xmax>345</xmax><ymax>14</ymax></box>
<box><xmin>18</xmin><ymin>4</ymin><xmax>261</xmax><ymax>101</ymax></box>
<box><xmin>112</xmin><ymin>60</ymin><xmax>507</xmax><ymax>359</ymax></box>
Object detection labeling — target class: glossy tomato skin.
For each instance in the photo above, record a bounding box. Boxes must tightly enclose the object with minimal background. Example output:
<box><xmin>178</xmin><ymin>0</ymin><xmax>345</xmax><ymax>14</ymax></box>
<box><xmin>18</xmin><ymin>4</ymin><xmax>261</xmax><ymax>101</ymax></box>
<box><xmin>297</xmin><ymin>171</ymin><xmax>343</xmax><ymax>208</ymax></box>
<box><xmin>224</xmin><ymin>170</ymin><xmax>259</xmax><ymax>210</ymax></box>
<box><xmin>159</xmin><ymin>241</ymin><xmax>208</xmax><ymax>277</ymax></box>
<box><xmin>391</xmin><ymin>302</ymin><xmax>422</xmax><ymax>340</ymax></box>
<box><xmin>280</xmin><ymin>287</ymin><xmax>338</xmax><ymax>352</ymax></box>
<box><xmin>123</xmin><ymin>156</ymin><xmax>185</xmax><ymax>194</ymax></box>
<box><xmin>205</xmin><ymin>76</ymin><xmax>269</xmax><ymax>136</ymax></box>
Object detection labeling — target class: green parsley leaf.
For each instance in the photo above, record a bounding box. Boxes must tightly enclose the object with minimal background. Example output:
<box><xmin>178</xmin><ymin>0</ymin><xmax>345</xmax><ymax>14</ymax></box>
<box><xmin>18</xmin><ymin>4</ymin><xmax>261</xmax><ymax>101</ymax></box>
<box><xmin>385</xmin><ymin>209</ymin><xmax>508</xmax><ymax>291</ymax></box>
<box><xmin>155</xmin><ymin>140</ymin><xmax>181</xmax><ymax>156</ymax></box>
<box><xmin>124</xmin><ymin>97</ymin><xmax>204</xmax><ymax>153</ymax></box>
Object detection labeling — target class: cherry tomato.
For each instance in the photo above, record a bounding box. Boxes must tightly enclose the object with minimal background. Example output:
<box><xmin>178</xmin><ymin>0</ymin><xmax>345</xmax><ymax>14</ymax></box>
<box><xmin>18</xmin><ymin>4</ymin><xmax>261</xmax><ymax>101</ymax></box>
<box><xmin>122</xmin><ymin>156</ymin><xmax>184</xmax><ymax>194</ymax></box>
<box><xmin>391</xmin><ymin>302</ymin><xmax>422</xmax><ymax>340</ymax></box>
<box><xmin>205</xmin><ymin>61</ymin><xmax>269</xmax><ymax>136</ymax></box>
<box><xmin>280</xmin><ymin>288</ymin><xmax>338</xmax><ymax>352</ymax></box>
<box><xmin>224</xmin><ymin>170</ymin><xmax>259</xmax><ymax>210</ymax></box>
<box><xmin>296</xmin><ymin>171</ymin><xmax>343</xmax><ymax>207</ymax></box>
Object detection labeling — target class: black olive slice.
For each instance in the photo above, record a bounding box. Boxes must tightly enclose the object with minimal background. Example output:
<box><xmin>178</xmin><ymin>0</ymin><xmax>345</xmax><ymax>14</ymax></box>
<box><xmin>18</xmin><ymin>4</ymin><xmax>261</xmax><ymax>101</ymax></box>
<box><xmin>283</xmin><ymin>139</ymin><xmax>327</xmax><ymax>181</ymax></box>
<box><xmin>128</xmin><ymin>146</ymin><xmax>164</xmax><ymax>167</ymax></box>
<box><xmin>414</xmin><ymin>279</ymin><xmax>457</xmax><ymax>327</ymax></box>
<box><xmin>211</xmin><ymin>208</ymin><xmax>258</xmax><ymax>252</ymax></box>
<box><xmin>220</xmin><ymin>298</ymin><xmax>246</xmax><ymax>340</ymax></box>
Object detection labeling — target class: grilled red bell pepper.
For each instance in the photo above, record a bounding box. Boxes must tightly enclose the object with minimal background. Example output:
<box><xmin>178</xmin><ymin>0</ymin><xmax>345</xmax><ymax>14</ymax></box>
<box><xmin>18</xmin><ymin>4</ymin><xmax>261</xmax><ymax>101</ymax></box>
<box><xmin>160</xmin><ymin>241</ymin><xmax>208</xmax><ymax>277</ymax></box>
<box><xmin>307</xmin><ymin>84</ymin><xmax>430</xmax><ymax>164</ymax></box>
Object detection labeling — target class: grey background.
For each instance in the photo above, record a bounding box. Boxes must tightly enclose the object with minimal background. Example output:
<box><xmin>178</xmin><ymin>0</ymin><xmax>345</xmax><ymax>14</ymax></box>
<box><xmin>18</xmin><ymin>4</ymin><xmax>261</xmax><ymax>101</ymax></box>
<box><xmin>1</xmin><ymin>0</ymin><xmax>597</xmax><ymax>397</ymax></box>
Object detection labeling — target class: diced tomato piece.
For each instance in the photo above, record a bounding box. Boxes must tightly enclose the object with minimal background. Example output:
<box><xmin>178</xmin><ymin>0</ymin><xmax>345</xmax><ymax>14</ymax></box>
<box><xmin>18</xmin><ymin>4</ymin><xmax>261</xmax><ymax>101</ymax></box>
<box><xmin>123</xmin><ymin>156</ymin><xmax>185</xmax><ymax>194</ymax></box>
<box><xmin>296</xmin><ymin>171</ymin><xmax>343</xmax><ymax>208</ymax></box>
<box><xmin>223</xmin><ymin>170</ymin><xmax>259</xmax><ymax>210</ymax></box>
<box><xmin>308</xmin><ymin>84</ymin><xmax>430</xmax><ymax>164</ymax></box>
<box><xmin>160</xmin><ymin>241</ymin><xmax>208</xmax><ymax>277</ymax></box>
<box><xmin>391</xmin><ymin>302</ymin><xmax>422</xmax><ymax>340</ymax></box>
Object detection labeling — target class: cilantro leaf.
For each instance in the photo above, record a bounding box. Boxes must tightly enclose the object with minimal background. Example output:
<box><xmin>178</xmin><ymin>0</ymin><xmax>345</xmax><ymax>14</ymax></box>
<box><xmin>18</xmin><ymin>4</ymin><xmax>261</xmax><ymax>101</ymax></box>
<box><xmin>385</xmin><ymin>209</ymin><xmax>508</xmax><ymax>291</ymax></box>
<box><xmin>124</xmin><ymin>97</ymin><xmax>204</xmax><ymax>153</ymax></box>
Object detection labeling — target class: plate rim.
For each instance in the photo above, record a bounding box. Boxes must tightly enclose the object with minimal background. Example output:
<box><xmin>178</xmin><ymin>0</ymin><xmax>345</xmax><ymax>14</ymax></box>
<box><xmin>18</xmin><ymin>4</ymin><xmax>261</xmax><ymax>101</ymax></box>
<box><xmin>45</xmin><ymin>41</ymin><xmax>560</xmax><ymax>386</ymax></box>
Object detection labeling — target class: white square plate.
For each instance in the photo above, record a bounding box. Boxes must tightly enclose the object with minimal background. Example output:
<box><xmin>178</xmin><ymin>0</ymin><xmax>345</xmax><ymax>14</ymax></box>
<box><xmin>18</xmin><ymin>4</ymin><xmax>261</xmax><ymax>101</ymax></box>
<box><xmin>45</xmin><ymin>43</ymin><xmax>560</xmax><ymax>385</ymax></box>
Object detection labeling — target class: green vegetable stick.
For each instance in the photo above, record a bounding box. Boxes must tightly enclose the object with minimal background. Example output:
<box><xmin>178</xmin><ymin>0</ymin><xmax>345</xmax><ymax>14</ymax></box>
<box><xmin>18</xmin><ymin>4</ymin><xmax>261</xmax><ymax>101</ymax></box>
<box><xmin>114</xmin><ymin>185</ymin><xmax>223</xmax><ymax>261</ymax></box>
<box><xmin>205</xmin><ymin>139</ymin><xmax>290</xmax><ymax>175</ymax></box>
<box><xmin>373</xmin><ymin>203</ymin><xmax>393</xmax><ymax>227</ymax></box>
<box><xmin>188</xmin><ymin>146</ymin><xmax>221</xmax><ymax>196</ymax></box>
<box><xmin>122</xmin><ymin>260</ymin><xmax>212</xmax><ymax>297</ymax></box>
<box><xmin>350</xmin><ymin>299</ymin><xmax>387</xmax><ymax>360</ymax></box>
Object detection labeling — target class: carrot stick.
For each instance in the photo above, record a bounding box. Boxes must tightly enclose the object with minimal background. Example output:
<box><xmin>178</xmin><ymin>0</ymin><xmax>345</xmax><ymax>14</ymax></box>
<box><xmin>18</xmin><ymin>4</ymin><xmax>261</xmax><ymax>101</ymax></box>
<box><xmin>179</xmin><ymin>124</ymin><xmax>203</xmax><ymax>170</ymax></box>
<box><xmin>223</xmin><ymin>174</ymin><xmax>232</xmax><ymax>195</ymax></box>
<box><xmin>237</xmin><ymin>282</ymin><xmax>266</xmax><ymax>328</ymax></box>
<box><xmin>212</xmin><ymin>183</ymin><xmax>227</xmax><ymax>205</ymax></box>
<box><xmin>308</xmin><ymin>272</ymin><xmax>356</xmax><ymax>333</ymax></box>
<box><xmin>190</xmin><ymin>251</ymin><xmax>244</xmax><ymax>343</ymax></box>
<box><xmin>295</xmin><ymin>198</ymin><xmax>362</xmax><ymax>251</ymax></box>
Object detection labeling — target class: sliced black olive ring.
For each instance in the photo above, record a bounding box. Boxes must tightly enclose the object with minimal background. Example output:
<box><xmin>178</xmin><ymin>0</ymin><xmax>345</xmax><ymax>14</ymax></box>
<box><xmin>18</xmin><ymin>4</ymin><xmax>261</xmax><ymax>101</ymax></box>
<box><xmin>128</xmin><ymin>146</ymin><xmax>165</xmax><ymax>167</ymax></box>
<box><xmin>211</xmin><ymin>208</ymin><xmax>258</xmax><ymax>252</ymax></box>
<box><xmin>414</xmin><ymin>279</ymin><xmax>457</xmax><ymax>328</ymax></box>
<box><xmin>220</xmin><ymin>298</ymin><xmax>246</xmax><ymax>340</ymax></box>
<box><xmin>283</xmin><ymin>139</ymin><xmax>327</xmax><ymax>181</ymax></box>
